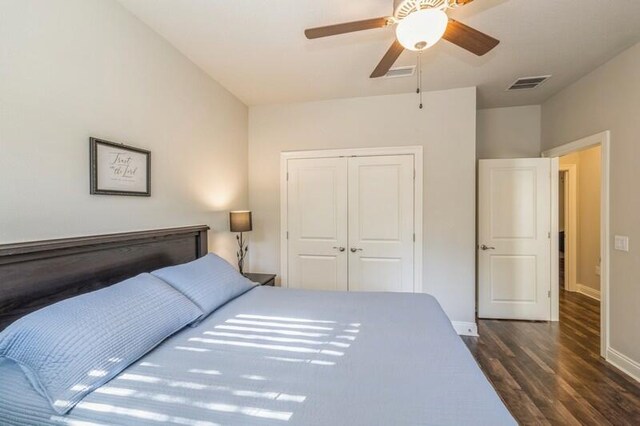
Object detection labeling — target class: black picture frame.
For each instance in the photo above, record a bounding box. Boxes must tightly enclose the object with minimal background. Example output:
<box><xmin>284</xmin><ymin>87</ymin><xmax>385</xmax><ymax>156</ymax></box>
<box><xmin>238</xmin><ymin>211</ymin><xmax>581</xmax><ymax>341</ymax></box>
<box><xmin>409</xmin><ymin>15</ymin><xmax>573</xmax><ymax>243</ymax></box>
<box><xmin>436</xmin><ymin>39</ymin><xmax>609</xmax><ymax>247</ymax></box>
<box><xmin>90</xmin><ymin>137</ymin><xmax>151</xmax><ymax>196</ymax></box>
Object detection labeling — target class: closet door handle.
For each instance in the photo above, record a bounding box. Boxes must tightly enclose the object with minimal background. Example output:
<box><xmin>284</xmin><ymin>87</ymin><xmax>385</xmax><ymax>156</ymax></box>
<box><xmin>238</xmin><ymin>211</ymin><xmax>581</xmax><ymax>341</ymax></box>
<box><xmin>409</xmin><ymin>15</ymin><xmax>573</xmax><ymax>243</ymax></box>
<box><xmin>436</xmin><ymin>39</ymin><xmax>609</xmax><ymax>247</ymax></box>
<box><xmin>333</xmin><ymin>246</ymin><xmax>346</xmax><ymax>252</ymax></box>
<box><xmin>480</xmin><ymin>244</ymin><xmax>495</xmax><ymax>251</ymax></box>
<box><xmin>350</xmin><ymin>248</ymin><xmax>363</xmax><ymax>253</ymax></box>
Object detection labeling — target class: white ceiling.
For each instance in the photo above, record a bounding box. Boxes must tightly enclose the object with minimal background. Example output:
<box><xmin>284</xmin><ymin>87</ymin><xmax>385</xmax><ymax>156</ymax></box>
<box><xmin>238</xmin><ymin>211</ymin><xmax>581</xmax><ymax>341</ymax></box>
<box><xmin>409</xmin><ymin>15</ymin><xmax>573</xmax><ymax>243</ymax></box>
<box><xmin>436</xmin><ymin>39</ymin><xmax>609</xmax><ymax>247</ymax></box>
<box><xmin>118</xmin><ymin>0</ymin><xmax>640</xmax><ymax>108</ymax></box>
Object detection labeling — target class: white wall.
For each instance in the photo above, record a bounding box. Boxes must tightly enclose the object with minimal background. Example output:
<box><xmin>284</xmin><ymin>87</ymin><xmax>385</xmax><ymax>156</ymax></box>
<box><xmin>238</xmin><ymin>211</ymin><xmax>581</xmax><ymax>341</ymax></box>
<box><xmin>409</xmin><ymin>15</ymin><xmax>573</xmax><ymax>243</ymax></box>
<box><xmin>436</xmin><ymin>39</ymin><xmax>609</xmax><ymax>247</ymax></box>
<box><xmin>0</xmin><ymin>0</ymin><xmax>249</xmax><ymax>264</ymax></box>
<box><xmin>477</xmin><ymin>106</ymin><xmax>541</xmax><ymax>159</ymax></box>
<box><xmin>248</xmin><ymin>88</ymin><xmax>477</xmax><ymax>326</ymax></box>
<box><xmin>542</xmin><ymin>42</ymin><xmax>640</xmax><ymax>372</ymax></box>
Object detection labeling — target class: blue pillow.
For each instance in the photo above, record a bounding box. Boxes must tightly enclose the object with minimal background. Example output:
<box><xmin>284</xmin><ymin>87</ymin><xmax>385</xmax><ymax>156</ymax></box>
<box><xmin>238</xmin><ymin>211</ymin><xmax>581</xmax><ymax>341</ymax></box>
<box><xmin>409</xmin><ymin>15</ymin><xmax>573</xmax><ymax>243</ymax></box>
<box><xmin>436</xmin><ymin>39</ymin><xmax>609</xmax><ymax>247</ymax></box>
<box><xmin>152</xmin><ymin>253</ymin><xmax>256</xmax><ymax>322</ymax></box>
<box><xmin>0</xmin><ymin>273</ymin><xmax>201</xmax><ymax>414</ymax></box>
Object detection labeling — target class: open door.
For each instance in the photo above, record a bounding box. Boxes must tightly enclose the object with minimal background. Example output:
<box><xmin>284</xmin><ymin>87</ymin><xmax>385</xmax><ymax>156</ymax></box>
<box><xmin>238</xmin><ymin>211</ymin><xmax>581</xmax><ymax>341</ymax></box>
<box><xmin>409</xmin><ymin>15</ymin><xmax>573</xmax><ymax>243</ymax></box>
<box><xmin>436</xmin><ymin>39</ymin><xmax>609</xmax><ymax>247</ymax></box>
<box><xmin>478</xmin><ymin>159</ymin><xmax>551</xmax><ymax>321</ymax></box>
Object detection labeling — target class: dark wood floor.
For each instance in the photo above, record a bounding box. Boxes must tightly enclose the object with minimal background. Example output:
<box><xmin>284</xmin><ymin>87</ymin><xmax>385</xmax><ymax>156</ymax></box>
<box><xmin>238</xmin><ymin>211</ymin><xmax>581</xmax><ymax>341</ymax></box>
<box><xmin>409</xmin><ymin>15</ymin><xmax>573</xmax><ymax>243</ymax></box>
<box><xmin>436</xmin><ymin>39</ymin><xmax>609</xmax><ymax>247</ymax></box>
<box><xmin>463</xmin><ymin>291</ymin><xmax>640</xmax><ymax>425</ymax></box>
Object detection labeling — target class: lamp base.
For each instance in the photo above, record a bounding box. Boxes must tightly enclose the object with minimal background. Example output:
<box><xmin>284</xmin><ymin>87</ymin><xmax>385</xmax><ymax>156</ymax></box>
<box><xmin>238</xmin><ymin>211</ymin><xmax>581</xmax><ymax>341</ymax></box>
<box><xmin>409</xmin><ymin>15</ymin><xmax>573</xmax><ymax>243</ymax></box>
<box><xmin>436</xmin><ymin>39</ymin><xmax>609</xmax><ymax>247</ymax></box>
<box><xmin>236</xmin><ymin>232</ymin><xmax>248</xmax><ymax>274</ymax></box>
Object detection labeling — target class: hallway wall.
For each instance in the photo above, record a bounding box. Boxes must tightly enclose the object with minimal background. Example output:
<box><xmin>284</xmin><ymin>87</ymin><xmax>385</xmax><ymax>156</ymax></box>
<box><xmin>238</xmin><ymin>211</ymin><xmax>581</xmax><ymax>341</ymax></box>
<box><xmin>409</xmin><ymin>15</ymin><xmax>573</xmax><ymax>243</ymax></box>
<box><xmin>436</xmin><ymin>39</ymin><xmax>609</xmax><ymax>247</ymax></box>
<box><xmin>560</xmin><ymin>146</ymin><xmax>602</xmax><ymax>294</ymax></box>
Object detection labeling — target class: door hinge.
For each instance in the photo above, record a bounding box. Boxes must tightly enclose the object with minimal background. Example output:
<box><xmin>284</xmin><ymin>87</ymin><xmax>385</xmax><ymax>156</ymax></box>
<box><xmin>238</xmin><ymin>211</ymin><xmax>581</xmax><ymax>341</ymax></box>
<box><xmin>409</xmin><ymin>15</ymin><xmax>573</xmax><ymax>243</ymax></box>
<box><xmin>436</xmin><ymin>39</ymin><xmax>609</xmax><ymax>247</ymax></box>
<box><xmin>286</xmin><ymin>231</ymin><xmax>289</xmax><ymax>240</ymax></box>
<box><xmin>548</xmin><ymin>290</ymin><xmax>551</xmax><ymax>298</ymax></box>
<box><xmin>286</xmin><ymin>172</ymin><xmax>289</xmax><ymax>181</ymax></box>
<box><xmin>413</xmin><ymin>233</ymin><xmax>415</xmax><ymax>242</ymax></box>
<box><xmin>548</xmin><ymin>231</ymin><xmax>551</xmax><ymax>239</ymax></box>
<box><xmin>413</xmin><ymin>169</ymin><xmax>416</xmax><ymax>180</ymax></box>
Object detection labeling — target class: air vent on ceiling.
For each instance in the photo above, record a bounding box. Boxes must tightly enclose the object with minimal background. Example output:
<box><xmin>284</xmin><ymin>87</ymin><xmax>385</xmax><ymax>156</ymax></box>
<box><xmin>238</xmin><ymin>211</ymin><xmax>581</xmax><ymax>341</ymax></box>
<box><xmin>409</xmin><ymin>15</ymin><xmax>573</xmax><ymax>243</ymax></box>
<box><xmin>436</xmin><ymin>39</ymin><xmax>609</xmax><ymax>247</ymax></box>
<box><xmin>507</xmin><ymin>75</ymin><xmax>551</xmax><ymax>91</ymax></box>
<box><xmin>384</xmin><ymin>65</ymin><xmax>416</xmax><ymax>79</ymax></box>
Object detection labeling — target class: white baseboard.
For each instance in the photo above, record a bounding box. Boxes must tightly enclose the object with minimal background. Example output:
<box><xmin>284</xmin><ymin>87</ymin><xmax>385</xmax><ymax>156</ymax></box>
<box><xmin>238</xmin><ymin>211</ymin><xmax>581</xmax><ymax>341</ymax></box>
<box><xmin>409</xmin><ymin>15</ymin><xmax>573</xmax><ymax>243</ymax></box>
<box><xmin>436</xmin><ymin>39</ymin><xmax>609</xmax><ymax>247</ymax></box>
<box><xmin>606</xmin><ymin>347</ymin><xmax>640</xmax><ymax>382</ymax></box>
<box><xmin>576</xmin><ymin>283</ymin><xmax>601</xmax><ymax>301</ymax></box>
<box><xmin>452</xmin><ymin>321</ymin><xmax>478</xmax><ymax>337</ymax></box>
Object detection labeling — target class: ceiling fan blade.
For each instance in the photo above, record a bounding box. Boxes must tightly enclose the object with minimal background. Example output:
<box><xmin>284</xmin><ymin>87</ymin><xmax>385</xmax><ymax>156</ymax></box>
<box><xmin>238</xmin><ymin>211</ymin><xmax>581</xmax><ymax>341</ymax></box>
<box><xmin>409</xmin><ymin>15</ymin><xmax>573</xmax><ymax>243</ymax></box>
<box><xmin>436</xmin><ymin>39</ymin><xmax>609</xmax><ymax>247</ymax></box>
<box><xmin>370</xmin><ymin>40</ymin><xmax>405</xmax><ymax>78</ymax></box>
<box><xmin>305</xmin><ymin>17</ymin><xmax>390</xmax><ymax>39</ymax></box>
<box><xmin>442</xmin><ymin>19</ymin><xmax>499</xmax><ymax>56</ymax></box>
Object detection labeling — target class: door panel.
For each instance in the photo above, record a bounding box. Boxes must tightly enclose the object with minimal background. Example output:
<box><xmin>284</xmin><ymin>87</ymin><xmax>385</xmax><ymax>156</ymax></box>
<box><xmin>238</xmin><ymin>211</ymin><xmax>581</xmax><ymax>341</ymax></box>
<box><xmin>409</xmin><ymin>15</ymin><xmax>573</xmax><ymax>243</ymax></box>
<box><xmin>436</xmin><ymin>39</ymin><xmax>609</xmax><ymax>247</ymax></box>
<box><xmin>298</xmin><ymin>255</ymin><xmax>341</xmax><ymax>291</ymax></box>
<box><xmin>287</xmin><ymin>158</ymin><xmax>348</xmax><ymax>291</ymax></box>
<box><xmin>478</xmin><ymin>159</ymin><xmax>551</xmax><ymax>320</ymax></box>
<box><xmin>348</xmin><ymin>155</ymin><xmax>414</xmax><ymax>292</ymax></box>
<box><xmin>298</xmin><ymin>168</ymin><xmax>339</xmax><ymax>239</ymax></box>
<box><xmin>357</xmin><ymin>257</ymin><xmax>403</xmax><ymax>292</ymax></box>
<box><xmin>490</xmin><ymin>255</ymin><xmax>537</xmax><ymax>302</ymax></box>
<box><xmin>490</xmin><ymin>168</ymin><xmax>537</xmax><ymax>239</ymax></box>
<box><xmin>358</xmin><ymin>164</ymin><xmax>401</xmax><ymax>241</ymax></box>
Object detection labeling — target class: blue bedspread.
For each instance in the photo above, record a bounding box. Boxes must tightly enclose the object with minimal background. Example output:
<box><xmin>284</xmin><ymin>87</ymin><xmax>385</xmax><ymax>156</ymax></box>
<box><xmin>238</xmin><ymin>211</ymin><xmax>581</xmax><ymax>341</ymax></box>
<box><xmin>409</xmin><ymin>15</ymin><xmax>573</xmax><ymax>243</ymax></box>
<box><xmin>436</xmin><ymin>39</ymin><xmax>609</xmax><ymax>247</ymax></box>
<box><xmin>0</xmin><ymin>287</ymin><xmax>515</xmax><ymax>425</ymax></box>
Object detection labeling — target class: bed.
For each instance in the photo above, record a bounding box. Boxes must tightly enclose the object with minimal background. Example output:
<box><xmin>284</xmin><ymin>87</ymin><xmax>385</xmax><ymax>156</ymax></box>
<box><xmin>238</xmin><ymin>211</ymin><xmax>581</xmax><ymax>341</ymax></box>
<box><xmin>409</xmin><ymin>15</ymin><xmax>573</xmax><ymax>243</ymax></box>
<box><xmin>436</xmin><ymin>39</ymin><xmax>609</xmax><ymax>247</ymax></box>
<box><xmin>0</xmin><ymin>226</ymin><xmax>515</xmax><ymax>426</ymax></box>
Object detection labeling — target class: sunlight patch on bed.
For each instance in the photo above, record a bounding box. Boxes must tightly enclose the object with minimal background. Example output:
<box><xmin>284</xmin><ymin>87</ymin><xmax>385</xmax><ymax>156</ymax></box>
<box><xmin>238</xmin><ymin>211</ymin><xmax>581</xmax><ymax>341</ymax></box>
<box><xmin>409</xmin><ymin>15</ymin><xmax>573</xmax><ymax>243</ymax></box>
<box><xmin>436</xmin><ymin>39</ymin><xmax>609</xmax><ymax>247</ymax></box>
<box><xmin>336</xmin><ymin>335</ymin><xmax>356</xmax><ymax>341</ymax></box>
<box><xmin>189</xmin><ymin>337</ymin><xmax>344</xmax><ymax>356</ymax></box>
<box><xmin>74</xmin><ymin>402</ymin><xmax>221</xmax><ymax>425</ymax></box>
<box><xmin>241</xmin><ymin>374</ymin><xmax>268</xmax><ymax>381</ymax></box>
<box><xmin>49</xmin><ymin>415</ymin><xmax>109</xmax><ymax>426</ymax></box>
<box><xmin>70</xmin><ymin>385</ymin><xmax>90</xmax><ymax>392</ymax></box>
<box><xmin>215</xmin><ymin>324</ymin><xmax>328</xmax><ymax>337</ymax></box>
<box><xmin>118</xmin><ymin>375</ymin><xmax>214</xmax><ymax>392</ymax></box>
<box><xmin>226</xmin><ymin>319</ymin><xmax>333</xmax><ymax>331</ymax></box>
<box><xmin>192</xmin><ymin>401</ymin><xmax>292</xmax><ymax>421</ymax></box>
<box><xmin>170</xmin><ymin>418</ymin><xmax>220</xmax><ymax>426</ymax></box>
<box><xmin>94</xmin><ymin>386</ymin><xmax>136</xmax><ymax>397</ymax></box>
<box><xmin>203</xmin><ymin>331</ymin><xmax>350</xmax><ymax>348</ymax></box>
<box><xmin>113</xmin><ymin>372</ymin><xmax>302</xmax><ymax>400</ymax></box>
<box><xmin>188</xmin><ymin>368</ymin><xmax>221</xmax><ymax>376</ymax></box>
<box><xmin>54</xmin><ymin>313</ymin><xmax>364</xmax><ymax>425</ymax></box>
<box><xmin>175</xmin><ymin>346</ymin><xmax>211</xmax><ymax>352</ymax></box>
<box><xmin>265</xmin><ymin>356</ymin><xmax>336</xmax><ymax>366</ymax></box>
<box><xmin>118</xmin><ymin>373</ymin><xmax>161</xmax><ymax>384</ymax></box>
<box><xmin>53</xmin><ymin>400</ymin><xmax>70</xmax><ymax>408</ymax></box>
<box><xmin>137</xmin><ymin>391</ymin><xmax>191</xmax><ymax>405</ymax></box>
<box><xmin>167</xmin><ymin>381</ymin><xmax>207</xmax><ymax>390</ymax></box>
<box><xmin>236</xmin><ymin>314</ymin><xmax>336</xmax><ymax>324</ymax></box>
<box><xmin>75</xmin><ymin>402</ymin><xmax>169</xmax><ymax>421</ymax></box>
<box><xmin>232</xmin><ymin>390</ymin><xmax>306</xmax><ymax>403</ymax></box>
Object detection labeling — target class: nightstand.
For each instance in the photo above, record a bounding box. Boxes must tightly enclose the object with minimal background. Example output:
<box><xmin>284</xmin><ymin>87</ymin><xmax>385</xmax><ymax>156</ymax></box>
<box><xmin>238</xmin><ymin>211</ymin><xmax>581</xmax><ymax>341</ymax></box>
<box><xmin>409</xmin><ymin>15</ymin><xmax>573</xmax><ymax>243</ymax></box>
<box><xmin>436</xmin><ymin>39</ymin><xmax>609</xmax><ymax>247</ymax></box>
<box><xmin>244</xmin><ymin>273</ymin><xmax>276</xmax><ymax>287</ymax></box>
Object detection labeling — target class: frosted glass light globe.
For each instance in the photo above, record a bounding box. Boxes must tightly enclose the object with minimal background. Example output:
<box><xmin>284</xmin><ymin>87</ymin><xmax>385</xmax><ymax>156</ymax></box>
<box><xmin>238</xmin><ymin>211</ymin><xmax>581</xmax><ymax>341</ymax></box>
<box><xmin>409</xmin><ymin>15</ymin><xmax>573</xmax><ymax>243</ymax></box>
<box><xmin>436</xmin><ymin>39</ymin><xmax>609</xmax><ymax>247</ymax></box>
<box><xmin>395</xmin><ymin>8</ymin><xmax>449</xmax><ymax>51</ymax></box>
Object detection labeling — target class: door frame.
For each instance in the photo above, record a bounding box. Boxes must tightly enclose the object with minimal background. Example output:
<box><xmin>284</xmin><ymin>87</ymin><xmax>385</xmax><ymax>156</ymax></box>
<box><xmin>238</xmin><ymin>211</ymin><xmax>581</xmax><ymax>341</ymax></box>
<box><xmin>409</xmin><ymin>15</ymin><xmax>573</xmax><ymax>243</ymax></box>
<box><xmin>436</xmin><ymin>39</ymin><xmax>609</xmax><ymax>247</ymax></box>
<box><xmin>560</xmin><ymin>164</ymin><xmax>578</xmax><ymax>293</ymax></box>
<box><xmin>542</xmin><ymin>131</ymin><xmax>610</xmax><ymax>358</ymax></box>
<box><xmin>279</xmin><ymin>146</ymin><xmax>424</xmax><ymax>292</ymax></box>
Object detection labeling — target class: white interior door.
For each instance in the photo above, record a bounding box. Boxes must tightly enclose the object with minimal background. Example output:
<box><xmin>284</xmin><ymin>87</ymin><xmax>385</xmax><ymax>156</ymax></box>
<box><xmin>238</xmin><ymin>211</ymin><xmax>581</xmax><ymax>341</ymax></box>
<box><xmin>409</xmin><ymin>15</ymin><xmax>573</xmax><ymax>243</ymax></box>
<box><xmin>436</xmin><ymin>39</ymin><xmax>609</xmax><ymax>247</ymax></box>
<box><xmin>478</xmin><ymin>159</ymin><xmax>551</xmax><ymax>320</ymax></box>
<box><xmin>348</xmin><ymin>155</ymin><xmax>415</xmax><ymax>292</ymax></box>
<box><xmin>287</xmin><ymin>158</ymin><xmax>348</xmax><ymax>291</ymax></box>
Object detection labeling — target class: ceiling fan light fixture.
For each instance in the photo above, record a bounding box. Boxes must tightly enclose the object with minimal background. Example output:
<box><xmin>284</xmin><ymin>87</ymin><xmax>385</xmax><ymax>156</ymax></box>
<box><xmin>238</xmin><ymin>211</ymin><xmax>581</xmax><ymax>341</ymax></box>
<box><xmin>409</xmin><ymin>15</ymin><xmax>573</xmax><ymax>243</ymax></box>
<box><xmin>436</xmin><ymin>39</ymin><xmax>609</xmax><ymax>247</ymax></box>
<box><xmin>395</xmin><ymin>8</ymin><xmax>448</xmax><ymax>51</ymax></box>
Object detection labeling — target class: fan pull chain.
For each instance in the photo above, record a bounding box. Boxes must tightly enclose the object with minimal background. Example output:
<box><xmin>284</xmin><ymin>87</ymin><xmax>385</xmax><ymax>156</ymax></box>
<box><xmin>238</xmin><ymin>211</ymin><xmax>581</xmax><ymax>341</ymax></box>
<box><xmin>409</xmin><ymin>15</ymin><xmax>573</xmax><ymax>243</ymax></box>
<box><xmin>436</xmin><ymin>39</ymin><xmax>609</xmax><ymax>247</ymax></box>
<box><xmin>416</xmin><ymin>52</ymin><xmax>423</xmax><ymax>109</ymax></box>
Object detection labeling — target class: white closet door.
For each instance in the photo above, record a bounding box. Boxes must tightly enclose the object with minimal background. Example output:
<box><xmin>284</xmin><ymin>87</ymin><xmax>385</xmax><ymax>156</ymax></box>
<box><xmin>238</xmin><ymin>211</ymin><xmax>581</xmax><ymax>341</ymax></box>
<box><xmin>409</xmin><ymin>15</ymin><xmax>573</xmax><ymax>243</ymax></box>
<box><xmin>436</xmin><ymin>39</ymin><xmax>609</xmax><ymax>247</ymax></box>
<box><xmin>287</xmin><ymin>158</ymin><xmax>348</xmax><ymax>291</ymax></box>
<box><xmin>478</xmin><ymin>159</ymin><xmax>551</xmax><ymax>320</ymax></box>
<box><xmin>347</xmin><ymin>155</ymin><xmax>415</xmax><ymax>292</ymax></box>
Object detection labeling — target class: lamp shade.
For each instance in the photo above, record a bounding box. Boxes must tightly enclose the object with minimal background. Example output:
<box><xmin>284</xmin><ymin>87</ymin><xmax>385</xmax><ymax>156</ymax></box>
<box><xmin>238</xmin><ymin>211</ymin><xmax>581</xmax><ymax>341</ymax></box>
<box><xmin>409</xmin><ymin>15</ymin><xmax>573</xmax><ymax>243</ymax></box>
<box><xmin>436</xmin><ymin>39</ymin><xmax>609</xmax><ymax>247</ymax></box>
<box><xmin>230</xmin><ymin>211</ymin><xmax>252</xmax><ymax>232</ymax></box>
<box><xmin>395</xmin><ymin>8</ymin><xmax>448</xmax><ymax>51</ymax></box>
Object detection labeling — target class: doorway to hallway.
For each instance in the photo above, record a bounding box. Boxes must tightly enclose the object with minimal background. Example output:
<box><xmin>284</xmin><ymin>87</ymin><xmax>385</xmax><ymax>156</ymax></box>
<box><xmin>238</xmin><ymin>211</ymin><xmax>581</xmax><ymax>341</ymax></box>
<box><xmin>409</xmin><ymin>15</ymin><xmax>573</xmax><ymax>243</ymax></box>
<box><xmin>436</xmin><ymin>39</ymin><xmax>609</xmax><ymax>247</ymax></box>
<box><xmin>544</xmin><ymin>131</ymin><xmax>609</xmax><ymax>358</ymax></box>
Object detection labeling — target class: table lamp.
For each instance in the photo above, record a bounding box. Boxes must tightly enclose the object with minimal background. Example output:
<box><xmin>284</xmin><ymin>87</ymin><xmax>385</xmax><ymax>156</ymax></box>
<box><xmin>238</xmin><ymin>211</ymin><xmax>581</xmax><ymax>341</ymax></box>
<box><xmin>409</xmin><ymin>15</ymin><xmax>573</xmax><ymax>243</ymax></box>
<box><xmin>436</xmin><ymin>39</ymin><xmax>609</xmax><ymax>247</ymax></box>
<box><xmin>230</xmin><ymin>211</ymin><xmax>252</xmax><ymax>274</ymax></box>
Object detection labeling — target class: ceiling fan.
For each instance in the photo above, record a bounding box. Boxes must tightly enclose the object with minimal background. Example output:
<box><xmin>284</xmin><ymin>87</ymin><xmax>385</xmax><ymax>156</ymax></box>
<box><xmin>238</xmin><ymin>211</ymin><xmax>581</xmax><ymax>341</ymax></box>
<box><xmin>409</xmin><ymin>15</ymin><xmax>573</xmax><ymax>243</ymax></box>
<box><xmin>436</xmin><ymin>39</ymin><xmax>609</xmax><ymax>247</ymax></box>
<box><xmin>305</xmin><ymin>0</ymin><xmax>500</xmax><ymax>78</ymax></box>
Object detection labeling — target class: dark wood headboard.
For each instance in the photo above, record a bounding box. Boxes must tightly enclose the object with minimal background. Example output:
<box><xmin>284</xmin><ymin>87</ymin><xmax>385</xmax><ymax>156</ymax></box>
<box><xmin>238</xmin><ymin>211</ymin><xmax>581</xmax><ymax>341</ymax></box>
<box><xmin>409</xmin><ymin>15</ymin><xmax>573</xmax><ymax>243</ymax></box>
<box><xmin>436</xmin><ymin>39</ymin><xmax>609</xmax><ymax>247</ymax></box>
<box><xmin>0</xmin><ymin>225</ymin><xmax>209</xmax><ymax>330</ymax></box>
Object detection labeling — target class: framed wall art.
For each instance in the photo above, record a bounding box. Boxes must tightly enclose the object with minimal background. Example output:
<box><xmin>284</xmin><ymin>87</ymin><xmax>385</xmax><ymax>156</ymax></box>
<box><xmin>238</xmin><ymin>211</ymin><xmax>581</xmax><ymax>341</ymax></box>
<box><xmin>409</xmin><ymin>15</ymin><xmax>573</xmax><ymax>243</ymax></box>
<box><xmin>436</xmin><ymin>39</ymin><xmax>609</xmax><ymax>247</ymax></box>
<box><xmin>89</xmin><ymin>137</ymin><xmax>151</xmax><ymax>196</ymax></box>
